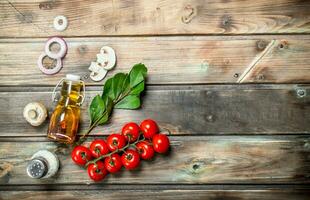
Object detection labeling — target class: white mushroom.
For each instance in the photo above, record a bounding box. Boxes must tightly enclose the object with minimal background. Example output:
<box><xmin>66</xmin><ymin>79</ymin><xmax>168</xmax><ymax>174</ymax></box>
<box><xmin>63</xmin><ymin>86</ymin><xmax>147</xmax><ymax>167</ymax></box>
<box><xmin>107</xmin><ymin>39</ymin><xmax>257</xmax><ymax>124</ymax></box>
<box><xmin>98</xmin><ymin>46</ymin><xmax>116</xmax><ymax>70</ymax></box>
<box><xmin>88</xmin><ymin>61</ymin><xmax>108</xmax><ymax>82</ymax></box>
<box><xmin>23</xmin><ymin>102</ymin><xmax>48</xmax><ymax>126</ymax></box>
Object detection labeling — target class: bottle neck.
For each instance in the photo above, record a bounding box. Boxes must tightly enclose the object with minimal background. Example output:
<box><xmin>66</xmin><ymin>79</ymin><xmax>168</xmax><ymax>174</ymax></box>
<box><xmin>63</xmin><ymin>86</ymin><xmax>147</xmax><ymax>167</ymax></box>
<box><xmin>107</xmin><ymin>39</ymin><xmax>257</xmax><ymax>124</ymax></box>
<box><xmin>58</xmin><ymin>80</ymin><xmax>83</xmax><ymax>106</ymax></box>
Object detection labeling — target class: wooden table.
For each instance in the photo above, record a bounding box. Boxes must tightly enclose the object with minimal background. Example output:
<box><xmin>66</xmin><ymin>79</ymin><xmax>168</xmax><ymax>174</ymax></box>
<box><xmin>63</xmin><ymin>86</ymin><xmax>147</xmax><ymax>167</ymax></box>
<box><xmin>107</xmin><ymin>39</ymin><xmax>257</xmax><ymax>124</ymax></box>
<box><xmin>1</xmin><ymin>0</ymin><xmax>310</xmax><ymax>199</ymax></box>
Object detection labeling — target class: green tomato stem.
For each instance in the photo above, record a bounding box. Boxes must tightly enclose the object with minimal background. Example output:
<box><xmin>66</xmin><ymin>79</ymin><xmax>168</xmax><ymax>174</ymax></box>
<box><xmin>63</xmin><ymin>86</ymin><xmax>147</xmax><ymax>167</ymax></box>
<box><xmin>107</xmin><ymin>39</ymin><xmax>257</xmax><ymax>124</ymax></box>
<box><xmin>85</xmin><ymin>133</ymin><xmax>145</xmax><ymax>167</ymax></box>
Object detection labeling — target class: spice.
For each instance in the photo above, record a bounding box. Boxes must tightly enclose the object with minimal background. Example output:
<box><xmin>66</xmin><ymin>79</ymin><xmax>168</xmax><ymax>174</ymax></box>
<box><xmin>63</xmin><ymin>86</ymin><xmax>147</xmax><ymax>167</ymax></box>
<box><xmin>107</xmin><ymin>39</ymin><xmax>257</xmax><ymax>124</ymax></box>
<box><xmin>26</xmin><ymin>150</ymin><xmax>59</xmax><ymax>179</ymax></box>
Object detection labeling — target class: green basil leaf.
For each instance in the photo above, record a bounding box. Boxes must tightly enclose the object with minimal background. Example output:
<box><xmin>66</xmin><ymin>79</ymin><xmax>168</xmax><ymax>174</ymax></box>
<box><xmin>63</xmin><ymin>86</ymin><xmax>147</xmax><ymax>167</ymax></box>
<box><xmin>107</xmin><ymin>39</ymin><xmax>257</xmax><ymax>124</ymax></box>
<box><xmin>82</xmin><ymin>63</ymin><xmax>148</xmax><ymax>143</ymax></box>
<box><xmin>121</xmin><ymin>74</ymin><xmax>130</xmax><ymax>94</ymax></box>
<box><xmin>113</xmin><ymin>73</ymin><xmax>127</xmax><ymax>100</ymax></box>
<box><xmin>129</xmin><ymin>63</ymin><xmax>147</xmax><ymax>88</ymax></box>
<box><xmin>97</xmin><ymin>96</ymin><xmax>113</xmax><ymax>125</ymax></box>
<box><xmin>102</xmin><ymin>77</ymin><xmax>113</xmax><ymax>99</ymax></box>
<box><xmin>115</xmin><ymin>95</ymin><xmax>140</xmax><ymax>109</ymax></box>
<box><xmin>130</xmin><ymin>81</ymin><xmax>144</xmax><ymax>95</ymax></box>
<box><xmin>102</xmin><ymin>73</ymin><xmax>128</xmax><ymax>100</ymax></box>
<box><xmin>90</xmin><ymin>64</ymin><xmax>147</xmax><ymax>127</ymax></box>
<box><xmin>89</xmin><ymin>94</ymin><xmax>106</xmax><ymax>125</ymax></box>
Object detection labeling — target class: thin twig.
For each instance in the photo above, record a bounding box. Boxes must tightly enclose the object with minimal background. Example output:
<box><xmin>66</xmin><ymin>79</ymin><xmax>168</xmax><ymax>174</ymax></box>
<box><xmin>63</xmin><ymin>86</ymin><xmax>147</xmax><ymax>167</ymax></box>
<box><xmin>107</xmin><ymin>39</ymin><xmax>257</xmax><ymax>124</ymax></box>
<box><xmin>5</xmin><ymin>0</ymin><xmax>51</xmax><ymax>35</ymax></box>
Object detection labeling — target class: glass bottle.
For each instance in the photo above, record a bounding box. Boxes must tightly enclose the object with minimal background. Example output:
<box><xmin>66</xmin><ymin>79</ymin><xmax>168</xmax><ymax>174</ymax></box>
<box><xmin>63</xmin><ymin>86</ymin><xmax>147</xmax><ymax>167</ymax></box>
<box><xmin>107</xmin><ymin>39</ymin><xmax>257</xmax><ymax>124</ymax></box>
<box><xmin>47</xmin><ymin>74</ymin><xmax>85</xmax><ymax>144</ymax></box>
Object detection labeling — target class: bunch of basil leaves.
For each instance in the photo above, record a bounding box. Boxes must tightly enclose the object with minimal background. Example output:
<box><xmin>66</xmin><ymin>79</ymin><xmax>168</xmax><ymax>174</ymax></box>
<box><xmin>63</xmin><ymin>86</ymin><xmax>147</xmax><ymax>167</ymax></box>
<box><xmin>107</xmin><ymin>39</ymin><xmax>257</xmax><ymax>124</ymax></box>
<box><xmin>79</xmin><ymin>63</ymin><xmax>147</xmax><ymax>142</ymax></box>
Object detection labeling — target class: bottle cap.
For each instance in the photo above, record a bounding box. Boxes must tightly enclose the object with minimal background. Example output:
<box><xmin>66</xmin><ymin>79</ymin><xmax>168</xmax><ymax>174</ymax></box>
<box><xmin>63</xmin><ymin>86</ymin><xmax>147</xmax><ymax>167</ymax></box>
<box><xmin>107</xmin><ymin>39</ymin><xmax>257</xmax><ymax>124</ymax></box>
<box><xmin>66</xmin><ymin>74</ymin><xmax>81</xmax><ymax>81</ymax></box>
<box><xmin>26</xmin><ymin>158</ymin><xmax>48</xmax><ymax>179</ymax></box>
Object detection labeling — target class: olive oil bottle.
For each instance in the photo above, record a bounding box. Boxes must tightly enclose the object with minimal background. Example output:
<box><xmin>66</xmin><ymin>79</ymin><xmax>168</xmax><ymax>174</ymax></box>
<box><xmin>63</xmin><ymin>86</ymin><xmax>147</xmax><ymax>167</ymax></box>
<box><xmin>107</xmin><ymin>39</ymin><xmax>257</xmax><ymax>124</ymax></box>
<box><xmin>47</xmin><ymin>74</ymin><xmax>85</xmax><ymax>144</ymax></box>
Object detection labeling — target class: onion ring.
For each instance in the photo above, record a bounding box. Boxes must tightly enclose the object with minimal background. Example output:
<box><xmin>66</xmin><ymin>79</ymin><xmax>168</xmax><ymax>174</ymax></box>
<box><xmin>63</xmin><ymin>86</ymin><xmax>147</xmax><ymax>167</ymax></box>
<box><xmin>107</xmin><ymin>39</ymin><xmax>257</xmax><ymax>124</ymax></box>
<box><xmin>45</xmin><ymin>37</ymin><xmax>67</xmax><ymax>59</ymax></box>
<box><xmin>53</xmin><ymin>16</ymin><xmax>68</xmax><ymax>32</ymax></box>
<box><xmin>37</xmin><ymin>53</ymin><xmax>62</xmax><ymax>75</ymax></box>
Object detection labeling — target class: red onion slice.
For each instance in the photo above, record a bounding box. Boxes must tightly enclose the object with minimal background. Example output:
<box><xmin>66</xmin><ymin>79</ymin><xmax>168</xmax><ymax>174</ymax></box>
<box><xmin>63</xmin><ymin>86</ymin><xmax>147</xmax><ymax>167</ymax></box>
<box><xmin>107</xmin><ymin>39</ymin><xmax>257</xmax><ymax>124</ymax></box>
<box><xmin>37</xmin><ymin>53</ymin><xmax>62</xmax><ymax>75</ymax></box>
<box><xmin>44</xmin><ymin>37</ymin><xmax>67</xmax><ymax>59</ymax></box>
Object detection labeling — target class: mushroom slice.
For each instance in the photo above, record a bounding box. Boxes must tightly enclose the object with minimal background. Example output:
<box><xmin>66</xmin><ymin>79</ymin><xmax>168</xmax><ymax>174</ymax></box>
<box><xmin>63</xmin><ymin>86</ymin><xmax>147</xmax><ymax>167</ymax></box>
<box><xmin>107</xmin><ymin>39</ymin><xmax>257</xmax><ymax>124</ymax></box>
<box><xmin>88</xmin><ymin>62</ymin><xmax>108</xmax><ymax>82</ymax></box>
<box><xmin>98</xmin><ymin>46</ymin><xmax>116</xmax><ymax>70</ymax></box>
<box><xmin>23</xmin><ymin>102</ymin><xmax>48</xmax><ymax>126</ymax></box>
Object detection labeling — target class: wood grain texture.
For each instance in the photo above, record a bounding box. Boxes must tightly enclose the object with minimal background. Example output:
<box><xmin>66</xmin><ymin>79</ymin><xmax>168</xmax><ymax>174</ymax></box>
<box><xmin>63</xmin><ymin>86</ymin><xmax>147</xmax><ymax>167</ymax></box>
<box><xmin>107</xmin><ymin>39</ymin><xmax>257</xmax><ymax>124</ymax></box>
<box><xmin>1</xmin><ymin>36</ymin><xmax>310</xmax><ymax>86</ymax></box>
<box><xmin>1</xmin><ymin>189</ymin><xmax>310</xmax><ymax>200</ymax></box>
<box><xmin>1</xmin><ymin>0</ymin><xmax>310</xmax><ymax>196</ymax></box>
<box><xmin>0</xmin><ymin>136</ymin><xmax>310</xmax><ymax>185</ymax></box>
<box><xmin>1</xmin><ymin>85</ymin><xmax>310</xmax><ymax>137</ymax></box>
<box><xmin>0</xmin><ymin>0</ymin><xmax>309</xmax><ymax>37</ymax></box>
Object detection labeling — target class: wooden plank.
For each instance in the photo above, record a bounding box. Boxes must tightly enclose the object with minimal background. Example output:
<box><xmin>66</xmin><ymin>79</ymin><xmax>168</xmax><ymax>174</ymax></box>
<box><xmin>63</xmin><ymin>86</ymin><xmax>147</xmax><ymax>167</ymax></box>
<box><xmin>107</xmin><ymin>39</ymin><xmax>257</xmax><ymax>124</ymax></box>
<box><xmin>0</xmin><ymin>0</ymin><xmax>309</xmax><ymax>37</ymax></box>
<box><xmin>240</xmin><ymin>39</ymin><xmax>310</xmax><ymax>83</ymax></box>
<box><xmin>1</xmin><ymin>85</ymin><xmax>310</xmax><ymax>137</ymax></box>
<box><xmin>1</xmin><ymin>189</ymin><xmax>310</xmax><ymax>200</ymax></box>
<box><xmin>1</xmin><ymin>184</ymin><xmax>309</xmax><ymax>191</ymax></box>
<box><xmin>1</xmin><ymin>36</ymin><xmax>310</xmax><ymax>86</ymax></box>
<box><xmin>0</xmin><ymin>136</ymin><xmax>310</xmax><ymax>185</ymax></box>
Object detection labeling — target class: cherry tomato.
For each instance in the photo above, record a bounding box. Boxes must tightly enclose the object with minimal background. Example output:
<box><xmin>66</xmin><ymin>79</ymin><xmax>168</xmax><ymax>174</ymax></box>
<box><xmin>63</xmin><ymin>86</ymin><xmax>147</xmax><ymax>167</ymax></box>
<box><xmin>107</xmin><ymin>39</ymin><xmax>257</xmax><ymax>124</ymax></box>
<box><xmin>89</xmin><ymin>139</ymin><xmax>110</xmax><ymax>158</ymax></box>
<box><xmin>121</xmin><ymin>149</ymin><xmax>140</xmax><ymax>170</ymax></box>
<box><xmin>152</xmin><ymin>134</ymin><xmax>170</xmax><ymax>153</ymax></box>
<box><xmin>107</xmin><ymin>134</ymin><xmax>126</xmax><ymax>151</ymax></box>
<box><xmin>140</xmin><ymin>119</ymin><xmax>159</xmax><ymax>139</ymax></box>
<box><xmin>121</xmin><ymin>122</ymin><xmax>140</xmax><ymax>143</ymax></box>
<box><xmin>71</xmin><ymin>145</ymin><xmax>92</xmax><ymax>165</ymax></box>
<box><xmin>104</xmin><ymin>154</ymin><xmax>122</xmax><ymax>173</ymax></box>
<box><xmin>87</xmin><ymin>161</ymin><xmax>108</xmax><ymax>182</ymax></box>
<box><xmin>136</xmin><ymin>141</ymin><xmax>155</xmax><ymax>160</ymax></box>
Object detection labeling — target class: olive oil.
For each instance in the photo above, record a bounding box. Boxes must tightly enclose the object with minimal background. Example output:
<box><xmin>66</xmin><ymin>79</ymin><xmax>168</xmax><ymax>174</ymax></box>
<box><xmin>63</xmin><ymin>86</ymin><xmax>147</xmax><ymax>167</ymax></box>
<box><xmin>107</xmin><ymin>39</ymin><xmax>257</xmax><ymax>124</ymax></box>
<box><xmin>47</xmin><ymin>75</ymin><xmax>85</xmax><ymax>144</ymax></box>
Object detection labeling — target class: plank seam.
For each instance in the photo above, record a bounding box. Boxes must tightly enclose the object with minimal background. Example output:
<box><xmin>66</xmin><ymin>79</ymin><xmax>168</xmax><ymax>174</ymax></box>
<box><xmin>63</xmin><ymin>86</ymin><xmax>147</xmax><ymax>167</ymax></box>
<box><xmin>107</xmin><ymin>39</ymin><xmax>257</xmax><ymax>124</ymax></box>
<box><xmin>237</xmin><ymin>39</ymin><xmax>276</xmax><ymax>83</ymax></box>
<box><xmin>1</xmin><ymin>33</ymin><xmax>310</xmax><ymax>40</ymax></box>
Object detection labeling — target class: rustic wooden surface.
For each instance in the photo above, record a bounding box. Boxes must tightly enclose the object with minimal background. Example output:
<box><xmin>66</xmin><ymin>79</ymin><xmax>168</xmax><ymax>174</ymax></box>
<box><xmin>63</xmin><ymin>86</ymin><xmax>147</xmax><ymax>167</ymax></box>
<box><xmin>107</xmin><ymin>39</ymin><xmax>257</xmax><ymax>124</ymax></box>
<box><xmin>0</xmin><ymin>0</ymin><xmax>310</xmax><ymax>37</ymax></box>
<box><xmin>2</xmin><ymin>189</ymin><xmax>310</xmax><ymax>200</ymax></box>
<box><xmin>1</xmin><ymin>136</ymin><xmax>310</xmax><ymax>185</ymax></box>
<box><xmin>1</xmin><ymin>36</ymin><xmax>310</xmax><ymax>85</ymax></box>
<box><xmin>0</xmin><ymin>85</ymin><xmax>310</xmax><ymax>137</ymax></box>
<box><xmin>0</xmin><ymin>0</ymin><xmax>310</xmax><ymax>199</ymax></box>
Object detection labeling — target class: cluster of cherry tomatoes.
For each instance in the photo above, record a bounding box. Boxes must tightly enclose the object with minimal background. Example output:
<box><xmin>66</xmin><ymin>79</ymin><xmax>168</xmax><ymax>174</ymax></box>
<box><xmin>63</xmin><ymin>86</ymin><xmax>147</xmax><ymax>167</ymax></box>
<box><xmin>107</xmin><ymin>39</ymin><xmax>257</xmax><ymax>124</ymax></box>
<box><xmin>71</xmin><ymin>119</ymin><xmax>170</xmax><ymax>181</ymax></box>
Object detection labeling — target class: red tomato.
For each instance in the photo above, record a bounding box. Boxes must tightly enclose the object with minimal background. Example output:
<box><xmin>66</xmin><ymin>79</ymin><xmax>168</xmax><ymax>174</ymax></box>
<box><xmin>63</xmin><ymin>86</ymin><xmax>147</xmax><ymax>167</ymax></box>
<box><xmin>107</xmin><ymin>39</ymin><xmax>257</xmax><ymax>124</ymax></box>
<box><xmin>87</xmin><ymin>161</ymin><xmax>108</xmax><ymax>182</ymax></box>
<box><xmin>140</xmin><ymin>119</ymin><xmax>159</xmax><ymax>139</ymax></box>
<box><xmin>121</xmin><ymin>122</ymin><xmax>140</xmax><ymax>143</ymax></box>
<box><xmin>121</xmin><ymin>149</ymin><xmax>140</xmax><ymax>170</ymax></box>
<box><xmin>136</xmin><ymin>141</ymin><xmax>155</xmax><ymax>160</ymax></box>
<box><xmin>104</xmin><ymin>154</ymin><xmax>122</xmax><ymax>173</ymax></box>
<box><xmin>106</xmin><ymin>134</ymin><xmax>126</xmax><ymax>151</ymax></box>
<box><xmin>89</xmin><ymin>139</ymin><xmax>110</xmax><ymax>158</ymax></box>
<box><xmin>71</xmin><ymin>145</ymin><xmax>92</xmax><ymax>165</ymax></box>
<box><xmin>152</xmin><ymin>134</ymin><xmax>170</xmax><ymax>153</ymax></box>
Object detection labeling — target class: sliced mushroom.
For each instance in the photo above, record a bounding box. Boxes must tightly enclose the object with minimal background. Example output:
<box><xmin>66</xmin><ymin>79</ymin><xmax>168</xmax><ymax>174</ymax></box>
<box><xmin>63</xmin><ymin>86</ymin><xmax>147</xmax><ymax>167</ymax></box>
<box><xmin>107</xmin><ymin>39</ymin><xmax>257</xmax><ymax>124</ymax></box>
<box><xmin>98</xmin><ymin>46</ymin><xmax>116</xmax><ymax>70</ymax></box>
<box><xmin>23</xmin><ymin>102</ymin><xmax>48</xmax><ymax>126</ymax></box>
<box><xmin>88</xmin><ymin>61</ymin><xmax>108</xmax><ymax>82</ymax></box>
